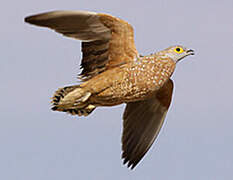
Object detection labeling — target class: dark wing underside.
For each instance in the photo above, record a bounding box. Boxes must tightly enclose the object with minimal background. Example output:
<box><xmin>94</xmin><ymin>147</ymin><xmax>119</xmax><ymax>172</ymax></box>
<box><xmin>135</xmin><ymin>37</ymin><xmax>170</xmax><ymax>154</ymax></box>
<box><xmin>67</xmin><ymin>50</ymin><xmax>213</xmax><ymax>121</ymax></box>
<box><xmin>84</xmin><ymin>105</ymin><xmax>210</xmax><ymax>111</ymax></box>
<box><xmin>25</xmin><ymin>10</ymin><xmax>139</xmax><ymax>80</ymax></box>
<box><xmin>122</xmin><ymin>79</ymin><xmax>174</xmax><ymax>169</ymax></box>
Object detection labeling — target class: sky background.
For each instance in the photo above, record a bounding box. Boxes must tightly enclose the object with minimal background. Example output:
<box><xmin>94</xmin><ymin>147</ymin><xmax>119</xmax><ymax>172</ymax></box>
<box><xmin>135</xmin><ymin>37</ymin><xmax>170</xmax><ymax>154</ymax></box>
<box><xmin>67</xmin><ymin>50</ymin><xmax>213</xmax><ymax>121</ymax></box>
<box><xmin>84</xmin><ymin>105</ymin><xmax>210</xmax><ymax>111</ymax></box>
<box><xmin>1</xmin><ymin>0</ymin><xmax>233</xmax><ymax>179</ymax></box>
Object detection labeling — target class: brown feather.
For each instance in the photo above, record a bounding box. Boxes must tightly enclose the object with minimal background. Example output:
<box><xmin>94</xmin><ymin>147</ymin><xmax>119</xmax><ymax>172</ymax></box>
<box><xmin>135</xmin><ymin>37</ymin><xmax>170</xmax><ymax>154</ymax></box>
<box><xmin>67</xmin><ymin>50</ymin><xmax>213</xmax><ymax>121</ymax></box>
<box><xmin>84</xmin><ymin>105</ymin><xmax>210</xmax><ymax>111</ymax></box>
<box><xmin>122</xmin><ymin>79</ymin><xmax>174</xmax><ymax>169</ymax></box>
<box><xmin>24</xmin><ymin>11</ymin><xmax>139</xmax><ymax>81</ymax></box>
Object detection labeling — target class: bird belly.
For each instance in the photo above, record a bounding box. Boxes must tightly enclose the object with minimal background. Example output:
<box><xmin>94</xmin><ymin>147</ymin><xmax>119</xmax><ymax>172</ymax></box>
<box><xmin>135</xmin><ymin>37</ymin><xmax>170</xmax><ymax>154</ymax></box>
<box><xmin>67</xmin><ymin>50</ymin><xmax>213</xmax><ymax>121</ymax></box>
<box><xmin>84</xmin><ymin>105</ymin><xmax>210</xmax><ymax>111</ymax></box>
<box><xmin>88</xmin><ymin>72</ymin><xmax>159</xmax><ymax>106</ymax></box>
<box><xmin>82</xmin><ymin>60</ymin><xmax>175</xmax><ymax>106</ymax></box>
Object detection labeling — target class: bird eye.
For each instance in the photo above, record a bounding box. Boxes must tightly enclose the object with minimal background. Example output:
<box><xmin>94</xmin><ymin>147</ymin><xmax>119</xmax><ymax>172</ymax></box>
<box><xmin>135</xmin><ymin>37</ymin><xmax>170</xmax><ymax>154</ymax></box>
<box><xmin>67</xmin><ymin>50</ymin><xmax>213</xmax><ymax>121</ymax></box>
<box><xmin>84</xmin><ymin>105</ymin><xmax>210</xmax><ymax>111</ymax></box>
<box><xmin>174</xmin><ymin>47</ymin><xmax>184</xmax><ymax>54</ymax></box>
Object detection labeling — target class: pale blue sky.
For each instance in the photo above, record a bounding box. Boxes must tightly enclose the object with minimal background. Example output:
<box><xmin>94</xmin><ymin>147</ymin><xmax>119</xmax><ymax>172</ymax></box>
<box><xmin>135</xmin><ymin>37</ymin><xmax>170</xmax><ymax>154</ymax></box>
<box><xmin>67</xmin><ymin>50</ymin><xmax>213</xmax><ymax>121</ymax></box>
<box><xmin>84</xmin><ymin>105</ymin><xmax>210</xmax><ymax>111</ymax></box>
<box><xmin>1</xmin><ymin>0</ymin><xmax>233</xmax><ymax>179</ymax></box>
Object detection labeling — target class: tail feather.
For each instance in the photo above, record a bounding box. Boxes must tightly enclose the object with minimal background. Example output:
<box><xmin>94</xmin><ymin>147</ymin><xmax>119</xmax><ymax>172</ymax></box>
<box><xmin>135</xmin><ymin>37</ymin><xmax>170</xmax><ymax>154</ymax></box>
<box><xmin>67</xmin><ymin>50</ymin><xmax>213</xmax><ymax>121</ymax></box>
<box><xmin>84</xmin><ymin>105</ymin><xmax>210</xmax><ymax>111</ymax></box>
<box><xmin>52</xmin><ymin>85</ymin><xmax>80</xmax><ymax>106</ymax></box>
<box><xmin>51</xmin><ymin>85</ymin><xmax>96</xmax><ymax>116</ymax></box>
<box><xmin>64</xmin><ymin>105</ymin><xmax>96</xmax><ymax>116</ymax></box>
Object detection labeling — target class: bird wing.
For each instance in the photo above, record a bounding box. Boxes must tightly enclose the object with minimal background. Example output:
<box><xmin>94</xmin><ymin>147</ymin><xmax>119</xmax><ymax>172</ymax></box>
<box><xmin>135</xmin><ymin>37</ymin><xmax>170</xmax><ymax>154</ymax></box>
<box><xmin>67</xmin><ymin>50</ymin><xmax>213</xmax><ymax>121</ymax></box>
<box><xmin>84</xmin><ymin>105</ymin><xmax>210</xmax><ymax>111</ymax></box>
<box><xmin>25</xmin><ymin>10</ymin><xmax>139</xmax><ymax>80</ymax></box>
<box><xmin>122</xmin><ymin>79</ymin><xmax>174</xmax><ymax>169</ymax></box>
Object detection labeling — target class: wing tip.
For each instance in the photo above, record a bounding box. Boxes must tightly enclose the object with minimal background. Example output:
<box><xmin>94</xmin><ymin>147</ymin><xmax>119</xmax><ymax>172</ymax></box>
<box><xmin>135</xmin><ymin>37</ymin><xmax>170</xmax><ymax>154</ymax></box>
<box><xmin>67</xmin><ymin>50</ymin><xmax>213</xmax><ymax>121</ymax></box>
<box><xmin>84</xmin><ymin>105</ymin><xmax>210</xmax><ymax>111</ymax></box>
<box><xmin>122</xmin><ymin>158</ymin><xmax>138</xmax><ymax>170</ymax></box>
<box><xmin>24</xmin><ymin>10</ymin><xmax>98</xmax><ymax>25</ymax></box>
<box><xmin>122</xmin><ymin>152</ymin><xmax>140</xmax><ymax>170</ymax></box>
<box><xmin>24</xmin><ymin>15</ymin><xmax>34</xmax><ymax>24</ymax></box>
<box><xmin>24</xmin><ymin>13</ymin><xmax>46</xmax><ymax>25</ymax></box>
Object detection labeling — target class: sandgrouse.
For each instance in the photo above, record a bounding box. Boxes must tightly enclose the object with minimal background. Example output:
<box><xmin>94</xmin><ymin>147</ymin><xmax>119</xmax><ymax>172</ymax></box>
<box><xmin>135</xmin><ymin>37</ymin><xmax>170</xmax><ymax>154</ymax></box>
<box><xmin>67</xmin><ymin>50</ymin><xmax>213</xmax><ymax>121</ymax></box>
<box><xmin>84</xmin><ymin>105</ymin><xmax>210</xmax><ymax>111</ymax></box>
<box><xmin>25</xmin><ymin>10</ymin><xmax>194</xmax><ymax>169</ymax></box>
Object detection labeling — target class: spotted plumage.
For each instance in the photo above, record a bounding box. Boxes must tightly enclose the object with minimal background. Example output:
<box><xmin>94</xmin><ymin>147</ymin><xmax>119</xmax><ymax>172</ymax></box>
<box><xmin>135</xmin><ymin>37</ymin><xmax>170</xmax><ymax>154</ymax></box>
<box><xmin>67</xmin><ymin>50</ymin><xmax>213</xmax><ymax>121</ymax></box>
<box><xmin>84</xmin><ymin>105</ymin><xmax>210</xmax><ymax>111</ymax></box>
<box><xmin>25</xmin><ymin>10</ymin><xmax>194</xmax><ymax>169</ymax></box>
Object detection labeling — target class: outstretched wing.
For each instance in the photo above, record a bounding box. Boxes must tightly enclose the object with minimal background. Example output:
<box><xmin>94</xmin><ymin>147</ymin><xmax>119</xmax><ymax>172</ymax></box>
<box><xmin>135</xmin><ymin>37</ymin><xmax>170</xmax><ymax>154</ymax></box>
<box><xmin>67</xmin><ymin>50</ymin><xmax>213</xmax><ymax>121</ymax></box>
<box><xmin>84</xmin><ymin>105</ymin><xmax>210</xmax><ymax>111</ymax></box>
<box><xmin>25</xmin><ymin>10</ymin><xmax>139</xmax><ymax>80</ymax></box>
<box><xmin>122</xmin><ymin>79</ymin><xmax>174</xmax><ymax>169</ymax></box>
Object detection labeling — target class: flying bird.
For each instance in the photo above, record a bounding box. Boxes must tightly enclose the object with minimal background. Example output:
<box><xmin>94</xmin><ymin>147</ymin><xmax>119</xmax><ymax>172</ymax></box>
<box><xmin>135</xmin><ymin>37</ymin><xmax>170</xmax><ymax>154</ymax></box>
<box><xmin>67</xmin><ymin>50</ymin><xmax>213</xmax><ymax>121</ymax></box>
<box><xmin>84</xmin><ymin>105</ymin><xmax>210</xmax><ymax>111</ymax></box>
<box><xmin>25</xmin><ymin>10</ymin><xmax>194</xmax><ymax>169</ymax></box>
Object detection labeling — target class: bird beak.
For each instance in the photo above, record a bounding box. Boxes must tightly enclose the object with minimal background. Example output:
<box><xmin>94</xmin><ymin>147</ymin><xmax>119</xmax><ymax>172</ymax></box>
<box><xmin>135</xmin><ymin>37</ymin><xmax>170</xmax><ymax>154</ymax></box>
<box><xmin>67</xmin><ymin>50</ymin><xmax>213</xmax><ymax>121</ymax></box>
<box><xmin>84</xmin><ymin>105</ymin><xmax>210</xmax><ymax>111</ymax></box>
<box><xmin>186</xmin><ymin>49</ymin><xmax>195</xmax><ymax>55</ymax></box>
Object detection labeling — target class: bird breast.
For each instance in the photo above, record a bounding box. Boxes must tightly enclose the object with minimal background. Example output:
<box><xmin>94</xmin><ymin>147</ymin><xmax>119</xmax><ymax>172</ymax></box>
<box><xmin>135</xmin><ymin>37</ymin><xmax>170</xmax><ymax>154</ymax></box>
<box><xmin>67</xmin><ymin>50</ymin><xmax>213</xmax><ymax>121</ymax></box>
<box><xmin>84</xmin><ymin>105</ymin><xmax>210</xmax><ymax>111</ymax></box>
<box><xmin>86</xmin><ymin>56</ymin><xmax>176</xmax><ymax>105</ymax></box>
<box><xmin>105</xmin><ymin>56</ymin><xmax>176</xmax><ymax>102</ymax></box>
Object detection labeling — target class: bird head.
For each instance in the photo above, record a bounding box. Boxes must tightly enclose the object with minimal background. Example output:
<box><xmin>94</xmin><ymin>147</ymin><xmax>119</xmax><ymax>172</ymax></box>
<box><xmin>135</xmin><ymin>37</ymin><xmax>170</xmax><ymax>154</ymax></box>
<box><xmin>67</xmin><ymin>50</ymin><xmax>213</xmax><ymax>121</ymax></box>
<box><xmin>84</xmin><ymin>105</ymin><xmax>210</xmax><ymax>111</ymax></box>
<box><xmin>157</xmin><ymin>45</ymin><xmax>195</xmax><ymax>63</ymax></box>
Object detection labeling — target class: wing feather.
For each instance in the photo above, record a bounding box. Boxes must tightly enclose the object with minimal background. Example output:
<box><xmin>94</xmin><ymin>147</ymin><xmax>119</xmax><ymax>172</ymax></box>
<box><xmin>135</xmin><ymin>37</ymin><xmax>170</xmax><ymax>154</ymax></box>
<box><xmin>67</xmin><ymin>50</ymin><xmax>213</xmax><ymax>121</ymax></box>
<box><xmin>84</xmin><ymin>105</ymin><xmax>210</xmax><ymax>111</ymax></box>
<box><xmin>122</xmin><ymin>79</ymin><xmax>174</xmax><ymax>169</ymax></box>
<box><xmin>25</xmin><ymin>10</ymin><xmax>139</xmax><ymax>80</ymax></box>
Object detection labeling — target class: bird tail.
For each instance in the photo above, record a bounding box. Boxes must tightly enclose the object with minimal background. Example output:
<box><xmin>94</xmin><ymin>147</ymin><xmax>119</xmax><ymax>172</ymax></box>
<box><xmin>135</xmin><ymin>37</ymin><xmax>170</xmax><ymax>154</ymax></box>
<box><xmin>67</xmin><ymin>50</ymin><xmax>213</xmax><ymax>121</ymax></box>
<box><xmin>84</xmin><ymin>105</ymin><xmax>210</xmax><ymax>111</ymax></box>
<box><xmin>51</xmin><ymin>85</ymin><xmax>96</xmax><ymax>116</ymax></box>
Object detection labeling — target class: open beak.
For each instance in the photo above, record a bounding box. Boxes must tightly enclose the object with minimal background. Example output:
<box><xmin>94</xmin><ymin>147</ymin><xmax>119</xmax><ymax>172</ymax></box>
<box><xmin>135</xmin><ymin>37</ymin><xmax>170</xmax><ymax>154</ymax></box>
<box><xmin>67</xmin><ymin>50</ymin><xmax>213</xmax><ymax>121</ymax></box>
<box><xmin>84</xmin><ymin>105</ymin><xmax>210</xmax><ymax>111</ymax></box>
<box><xmin>186</xmin><ymin>49</ymin><xmax>195</xmax><ymax>55</ymax></box>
